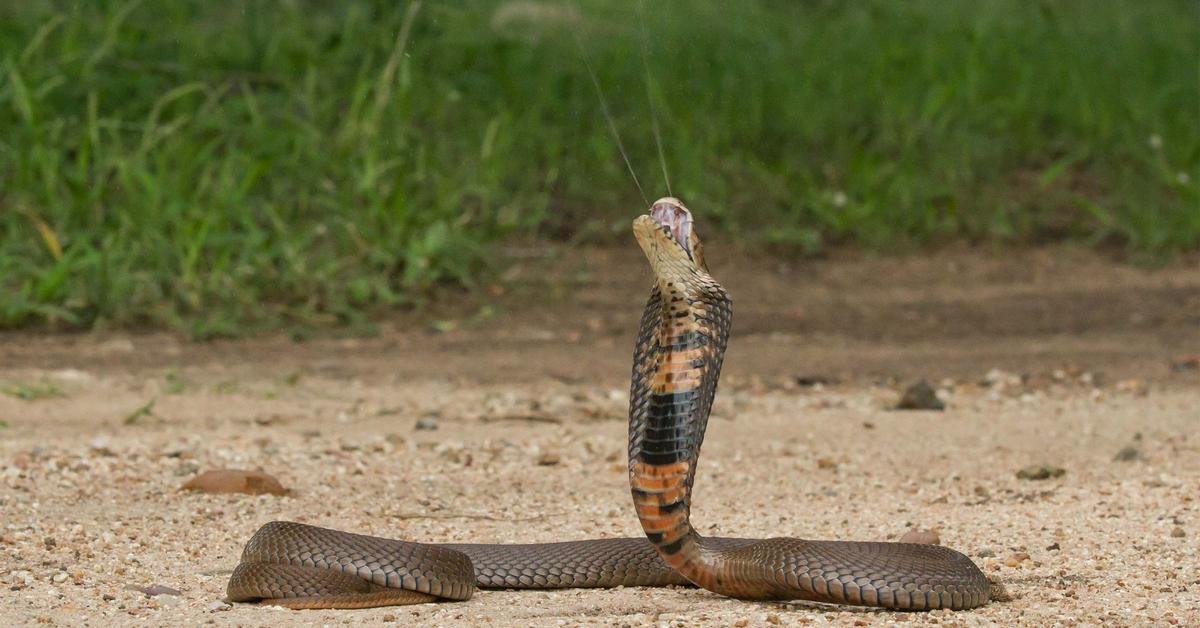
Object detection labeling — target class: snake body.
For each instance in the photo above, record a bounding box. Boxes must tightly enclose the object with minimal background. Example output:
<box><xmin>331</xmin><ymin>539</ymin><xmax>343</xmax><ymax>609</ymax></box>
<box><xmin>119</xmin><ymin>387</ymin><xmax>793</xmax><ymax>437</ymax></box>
<box><xmin>227</xmin><ymin>198</ymin><xmax>990</xmax><ymax>610</ymax></box>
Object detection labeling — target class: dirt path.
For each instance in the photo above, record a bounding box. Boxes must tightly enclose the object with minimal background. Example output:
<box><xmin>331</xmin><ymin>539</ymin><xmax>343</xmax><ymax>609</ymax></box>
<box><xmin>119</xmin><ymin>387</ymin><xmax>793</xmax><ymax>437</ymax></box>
<box><xmin>1</xmin><ymin>246</ymin><xmax>1198</xmax><ymax>626</ymax></box>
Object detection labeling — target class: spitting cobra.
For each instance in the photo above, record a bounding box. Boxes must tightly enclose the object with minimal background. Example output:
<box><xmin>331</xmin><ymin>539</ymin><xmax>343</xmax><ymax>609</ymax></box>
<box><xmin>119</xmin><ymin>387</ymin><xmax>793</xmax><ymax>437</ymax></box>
<box><xmin>226</xmin><ymin>198</ymin><xmax>990</xmax><ymax>610</ymax></box>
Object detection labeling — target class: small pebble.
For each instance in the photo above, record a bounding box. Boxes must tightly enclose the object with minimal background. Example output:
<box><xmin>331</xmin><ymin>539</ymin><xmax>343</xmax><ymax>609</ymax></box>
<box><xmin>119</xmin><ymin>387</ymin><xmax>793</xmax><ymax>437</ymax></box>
<box><xmin>795</xmin><ymin>374</ymin><xmax>836</xmax><ymax>387</ymax></box>
<box><xmin>206</xmin><ymin>600</ymin><xmax>231</xmax><ymax>612</ymax></box>
<box><xmin>536</xmin><ymin>452</ymin><xmax>561</xmax><ymax>466</ymax></box>
<box><xmin>898</xmin><ymin>529</ymin><xmax>941</xmax><ymax>545</ymax></box>
<box><xmin>1046</xmin><ymin>542</ymin><xmax>1061</xmax><ymax>551</ymax></box>
<box><xmin>977</xmin><ymin>548</ymin><xmax>996</xmax><ymax>558</ymax></box>
<box><xmin>1113</xmin><ymin>445</ymin><xmax>1141</xmax><ymax>462</ymax></box>
<box><xmin>414</xmin><ymin>416</ymin><xmax>439</xmax><ymax>431</ymax></box>
<box><xmin>1016</xmin><ymin>464</ymin><xmax>1066</xmax><ymax>480</ymax></box>
<box><xmin>1004</xmin><ymin>552</ymin><xmax>1031</xmax><ymax>567</ymax></box>
<box><xmin>1170</xmin><ymin>355</ymin><xmax>1200</xmax><ymax>371</ymax></box>
<box><xmin>896</xmin><ymin>380</ymin><xmax>944</xmax><ymax>410</ymax></box>
<box><xmin>127</xmin><ymin>584</ymin><xmax>182</xmax><ymax>597</ymax></box>
<box><xmin>174</xmin><ymin>460</ymin><xmax>202</xmax><ymax>476</ymax></box>
<box><xmin>1171</xmin><ymin>527</ymin><xmax>1186</xmax><ymax>538</ymax></box>
<box><xmin>182</xmin><ymin>469</ymin><xmax>288</xmax><ymax>496</ymax></box>
<box><xmin>1115</xmin><ymin>378</ymin><xmax>1149</xmax><ymax>396</ymax></box>
<box><xmin>89</xmin><ymin>436</ymin><xmax>115</xmax><ymax>456</ymax></box>
<box><xmin>8</xmin><ymin>571</ymin><xmax>33</xmax><ymax>589</ymax></box>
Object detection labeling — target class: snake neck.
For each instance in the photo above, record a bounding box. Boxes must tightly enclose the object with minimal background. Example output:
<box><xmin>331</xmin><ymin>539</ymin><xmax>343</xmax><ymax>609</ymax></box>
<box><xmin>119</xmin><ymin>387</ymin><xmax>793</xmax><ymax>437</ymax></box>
<box><xmin>628</xmin><ymin>270</ymin><xmax>733</xmax><ymax>593</ymax></box>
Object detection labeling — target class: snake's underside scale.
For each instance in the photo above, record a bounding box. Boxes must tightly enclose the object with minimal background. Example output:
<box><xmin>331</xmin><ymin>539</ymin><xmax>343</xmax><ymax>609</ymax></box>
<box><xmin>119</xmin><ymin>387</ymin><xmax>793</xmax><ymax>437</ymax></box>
<box><xmin>226</xmin><ymin>198</ymin><xmax>991</xmax><ymax>611</ymax></box>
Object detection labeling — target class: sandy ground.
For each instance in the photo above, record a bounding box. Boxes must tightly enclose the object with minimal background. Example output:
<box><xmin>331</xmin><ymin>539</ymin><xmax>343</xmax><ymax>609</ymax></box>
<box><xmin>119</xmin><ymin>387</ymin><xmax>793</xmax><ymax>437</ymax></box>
<box><xmin>1</xmin><ymin>246</ymin><xmax>1198</xmax><ymax>626</ymax></box>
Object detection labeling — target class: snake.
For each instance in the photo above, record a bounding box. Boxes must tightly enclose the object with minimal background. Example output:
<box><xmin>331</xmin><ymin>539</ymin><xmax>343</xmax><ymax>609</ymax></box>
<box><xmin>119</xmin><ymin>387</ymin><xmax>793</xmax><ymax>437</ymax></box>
<box><xmin>226</xmin><ymin>198</ymin><xmax>991</xmax><ymax>611</ymax></box>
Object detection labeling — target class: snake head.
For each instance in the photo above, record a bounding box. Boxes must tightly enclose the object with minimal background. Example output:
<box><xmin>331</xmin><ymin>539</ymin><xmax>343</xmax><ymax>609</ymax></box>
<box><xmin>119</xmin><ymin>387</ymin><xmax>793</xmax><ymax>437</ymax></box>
<box><xmin>634</xmin><ymin>197</ymin><xmax>707</xmax><ymax>272</ymax></box>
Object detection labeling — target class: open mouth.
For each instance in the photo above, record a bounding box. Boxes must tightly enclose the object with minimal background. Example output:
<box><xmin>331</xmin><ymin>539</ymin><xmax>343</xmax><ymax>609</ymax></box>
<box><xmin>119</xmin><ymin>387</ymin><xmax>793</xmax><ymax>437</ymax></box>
<box><xmin>649</xmin><ymin>198</ymin><xmax>692</xmax><ymax>255</ymax></box>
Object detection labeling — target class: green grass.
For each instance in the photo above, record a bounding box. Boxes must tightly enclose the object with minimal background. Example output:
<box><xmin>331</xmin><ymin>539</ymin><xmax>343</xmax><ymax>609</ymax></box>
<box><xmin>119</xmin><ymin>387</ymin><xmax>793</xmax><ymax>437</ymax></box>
<box><xmin>1</xmin><ymin>1</ymin><xmax>1196</xmax><ymax>334</ymax></box>
<box><xmin>2</xmin><ymin>380</ymin><xmax>65</xmax><ymax>400</ymax></box>
<box><xmin>122</xmin><ymin>398</ymin><xmax>157</xmax><ymax>424</ymax></box>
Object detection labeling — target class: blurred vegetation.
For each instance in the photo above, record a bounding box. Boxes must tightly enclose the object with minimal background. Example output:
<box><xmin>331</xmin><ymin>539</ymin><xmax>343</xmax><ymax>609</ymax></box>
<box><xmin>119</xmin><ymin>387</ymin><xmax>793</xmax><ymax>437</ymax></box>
<box><xmin>1</xmin><ymin>0</ymin><xmax>1196</xmax><ymax>335</ymax></box>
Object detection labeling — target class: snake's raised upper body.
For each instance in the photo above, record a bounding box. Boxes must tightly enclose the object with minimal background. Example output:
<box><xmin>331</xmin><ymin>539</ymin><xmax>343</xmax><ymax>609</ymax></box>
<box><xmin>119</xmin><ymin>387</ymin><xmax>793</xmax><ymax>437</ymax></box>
<box><xmin>225</xmin><ymin>198</ymin><xmax>991</xmax><ymax>611</ymax></box>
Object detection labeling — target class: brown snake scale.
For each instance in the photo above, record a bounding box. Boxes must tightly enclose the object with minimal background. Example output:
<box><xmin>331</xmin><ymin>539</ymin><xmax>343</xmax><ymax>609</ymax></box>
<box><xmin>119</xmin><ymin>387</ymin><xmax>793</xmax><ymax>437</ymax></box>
<box><xmin>227</xmin><ymin>198</ymin><xmax>991</xmax><ymax>611</ymax></box>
